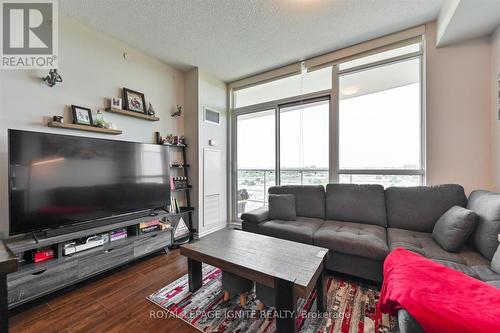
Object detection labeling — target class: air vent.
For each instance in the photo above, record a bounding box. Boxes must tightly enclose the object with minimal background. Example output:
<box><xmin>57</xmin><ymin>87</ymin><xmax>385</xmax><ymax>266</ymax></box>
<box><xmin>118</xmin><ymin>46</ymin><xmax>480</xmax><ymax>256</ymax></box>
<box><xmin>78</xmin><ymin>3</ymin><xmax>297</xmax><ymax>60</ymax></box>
<box><xmin>204</xmin><ymin>108</ymin><xmax>220</xmax><ymax>125</ymax></box>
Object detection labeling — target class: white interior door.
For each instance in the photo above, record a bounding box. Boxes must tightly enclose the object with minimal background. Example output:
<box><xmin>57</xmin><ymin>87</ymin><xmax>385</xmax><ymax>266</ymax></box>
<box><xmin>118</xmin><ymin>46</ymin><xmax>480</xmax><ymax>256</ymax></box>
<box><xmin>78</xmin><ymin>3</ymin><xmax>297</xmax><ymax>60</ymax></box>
<box><xmin>203</xmin><ymin>148</ymin><xmax>223</xmax><ymax>229</ymax></box>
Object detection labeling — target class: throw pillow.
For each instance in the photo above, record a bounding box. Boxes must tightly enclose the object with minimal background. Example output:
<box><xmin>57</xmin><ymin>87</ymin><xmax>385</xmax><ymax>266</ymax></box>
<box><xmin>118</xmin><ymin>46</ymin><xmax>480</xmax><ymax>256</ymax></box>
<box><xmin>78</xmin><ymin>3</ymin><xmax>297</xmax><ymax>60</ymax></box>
<box><xmin>268</xmin><ymin>194</ymin><xmax>296</xmax><ymax>221</ymax></box>
<box><xmin>432</xmin><ymin>206</ymin><xmax>478</xmax><ymax>252</ymax></box>
<box><xmin>491</xmin><ymin>244</ymin><xmax>500</xmax><ymax>275</ymax></box>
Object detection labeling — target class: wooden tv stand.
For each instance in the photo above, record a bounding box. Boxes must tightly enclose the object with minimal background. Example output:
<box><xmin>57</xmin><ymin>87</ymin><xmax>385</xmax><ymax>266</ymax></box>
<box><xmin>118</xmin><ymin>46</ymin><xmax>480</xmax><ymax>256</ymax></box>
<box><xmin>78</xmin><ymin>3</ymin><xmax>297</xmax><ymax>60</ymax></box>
<box><xmin>3</xmin><ymin>209</ymin><xmax>188</xmax><ymax>308</ymax></box>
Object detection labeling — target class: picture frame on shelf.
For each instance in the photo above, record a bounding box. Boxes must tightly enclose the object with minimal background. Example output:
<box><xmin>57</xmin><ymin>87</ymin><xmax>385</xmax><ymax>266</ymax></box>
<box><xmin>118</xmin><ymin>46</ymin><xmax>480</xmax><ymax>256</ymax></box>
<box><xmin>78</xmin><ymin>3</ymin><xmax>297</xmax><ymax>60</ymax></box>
<box><xmin>111</xmin><ymin>97</ymin><xmax>122</xmax><ymax>109</ymax></box>
<box><xmin>71</xmin><ymin>105</ymin><xmax>93</xmax><ymax>126</ymax></box>
<box><xmin>123</xmin><ymin>88</ymin><xmax>146</xmax><ymax>114</ymax></box>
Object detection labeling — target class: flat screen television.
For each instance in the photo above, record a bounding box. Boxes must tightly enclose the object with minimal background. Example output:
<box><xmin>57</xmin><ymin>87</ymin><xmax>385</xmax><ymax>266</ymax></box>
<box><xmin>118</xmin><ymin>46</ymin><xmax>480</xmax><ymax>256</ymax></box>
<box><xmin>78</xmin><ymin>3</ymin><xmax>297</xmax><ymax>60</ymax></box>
<box><xmin>8</xmin><ymin>129</ymin><xmax>170</xmax><ymax>236</ymax></box>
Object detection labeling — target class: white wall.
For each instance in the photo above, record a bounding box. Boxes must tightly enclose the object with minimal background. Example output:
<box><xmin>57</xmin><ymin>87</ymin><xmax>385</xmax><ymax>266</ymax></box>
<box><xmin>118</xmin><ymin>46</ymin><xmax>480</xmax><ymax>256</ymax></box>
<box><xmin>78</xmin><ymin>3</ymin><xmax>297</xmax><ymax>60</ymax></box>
<box><xmin>198</xmin><ymin>69</ymin><xmax>228</xmax><ymax>237</ymax></box>
<box><xmin>425</xmin><ymin>22</ymin><xmax>492</xmax><ymax>194</ymax></box>
<box><xmin>491</xmin><ymin>26</ymin><xmax>500</xmax><ymax>191</ymax></box>
<box><xmin>0</xmin><ymin>15</ymin><xmax>185</xmax><ymax>237</ymax></box>
<box><xmin>183</xmin><ymin>68</ymin><xmax>200</xmax><ymax>232</ymax></box>
<box><xmin>183</xmin><ymin>68</ymin><xmax>227</xmax><ymax>237</ymax></box>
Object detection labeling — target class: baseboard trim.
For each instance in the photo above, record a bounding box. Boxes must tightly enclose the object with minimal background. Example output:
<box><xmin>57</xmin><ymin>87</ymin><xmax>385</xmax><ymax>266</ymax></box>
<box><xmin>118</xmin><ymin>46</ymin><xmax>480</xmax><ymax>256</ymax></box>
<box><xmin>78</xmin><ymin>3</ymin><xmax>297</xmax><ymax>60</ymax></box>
<box><xmin>196</xmin><ymin>224</ymin><xmax>227</xmax><ymax>239</ymax></box>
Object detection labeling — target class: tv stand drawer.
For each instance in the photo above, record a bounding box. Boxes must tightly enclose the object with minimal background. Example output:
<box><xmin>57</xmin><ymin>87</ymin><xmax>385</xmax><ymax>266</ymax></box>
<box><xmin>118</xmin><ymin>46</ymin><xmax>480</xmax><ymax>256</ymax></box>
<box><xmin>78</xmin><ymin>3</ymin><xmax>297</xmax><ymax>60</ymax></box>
<box><xmin>7</xmin><ymin>260</ymin><xmax>78</xmax><ymax>305</ymax></box>
<box><xmin>78</xmin><ymin>244</ymin><xmax>133</xmax><ymax>278</ymax></box>
<box><xmin>134</xmin><ymin>232</ymin><xmax>171</xmax><ymax>257</ymax></box>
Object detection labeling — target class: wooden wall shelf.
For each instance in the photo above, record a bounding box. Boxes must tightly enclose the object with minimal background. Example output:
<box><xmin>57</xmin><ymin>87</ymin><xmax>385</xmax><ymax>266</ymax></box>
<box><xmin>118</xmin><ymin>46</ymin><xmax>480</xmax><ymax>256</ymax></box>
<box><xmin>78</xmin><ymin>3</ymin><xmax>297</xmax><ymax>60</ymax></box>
<box><xmin>106</xmin><ymin>107</ymin><xmax>160</xmax><ymax>121</ymax></box>
<box><xmin>48</xmin><ymin>121</ymin><xmax>122</xmax><ymax>135</ymax></box>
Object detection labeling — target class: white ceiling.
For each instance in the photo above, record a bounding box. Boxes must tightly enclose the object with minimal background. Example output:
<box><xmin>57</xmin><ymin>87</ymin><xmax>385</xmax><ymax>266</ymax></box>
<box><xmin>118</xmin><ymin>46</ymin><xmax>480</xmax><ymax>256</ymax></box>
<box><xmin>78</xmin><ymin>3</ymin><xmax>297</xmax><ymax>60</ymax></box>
<box><xmin>59</xmin><ymin>0</ymin><xmax>445</xmax><ymax>82</ymax></box>
<box><xmin>437</xmin><ymin>0</ymin><xmax>500</xmax><ymax>46</ymax></box>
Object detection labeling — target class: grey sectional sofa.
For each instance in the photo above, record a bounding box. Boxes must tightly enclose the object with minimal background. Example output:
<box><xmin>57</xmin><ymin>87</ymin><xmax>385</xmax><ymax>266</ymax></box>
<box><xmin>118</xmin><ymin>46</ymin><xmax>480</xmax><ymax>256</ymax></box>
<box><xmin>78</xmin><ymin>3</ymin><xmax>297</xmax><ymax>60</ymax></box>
<box><xmin>241</xmin><ymin>184</ymin><xmax>500</xmax><ymax>287</ymax></box>
<box><xmin>242</xmin><ymin>184</ymin><xmax>500</xmax><ymax>332</ymax></box>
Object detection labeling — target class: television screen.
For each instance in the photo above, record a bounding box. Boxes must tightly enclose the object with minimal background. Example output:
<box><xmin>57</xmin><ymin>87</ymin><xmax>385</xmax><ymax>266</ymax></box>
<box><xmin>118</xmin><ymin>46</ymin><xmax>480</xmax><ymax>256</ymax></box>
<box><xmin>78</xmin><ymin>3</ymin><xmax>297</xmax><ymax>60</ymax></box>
<box><xmin>8</xmin><ymin>129</ymin><xmax>170</xmax><ymax>235</ymax></box>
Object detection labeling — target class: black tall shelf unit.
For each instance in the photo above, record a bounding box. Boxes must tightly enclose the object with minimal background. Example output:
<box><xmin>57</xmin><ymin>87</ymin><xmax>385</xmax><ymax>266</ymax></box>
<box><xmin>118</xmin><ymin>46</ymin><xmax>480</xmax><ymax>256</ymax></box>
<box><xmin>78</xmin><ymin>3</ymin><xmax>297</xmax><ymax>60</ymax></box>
<box><xmin>156</xmin><ymin>132</ymin><xmax>195</xmax><ymax>246</ymax></box>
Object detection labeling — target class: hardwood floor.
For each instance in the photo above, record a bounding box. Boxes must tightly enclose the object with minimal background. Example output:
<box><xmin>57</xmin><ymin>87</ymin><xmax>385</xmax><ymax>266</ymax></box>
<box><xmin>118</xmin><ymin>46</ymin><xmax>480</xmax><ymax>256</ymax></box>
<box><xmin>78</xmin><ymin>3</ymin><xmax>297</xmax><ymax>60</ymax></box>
<box><xmin>9</xmin><ymin>250</ymin><xmax>199</xmax><ymax>333</ymax></box>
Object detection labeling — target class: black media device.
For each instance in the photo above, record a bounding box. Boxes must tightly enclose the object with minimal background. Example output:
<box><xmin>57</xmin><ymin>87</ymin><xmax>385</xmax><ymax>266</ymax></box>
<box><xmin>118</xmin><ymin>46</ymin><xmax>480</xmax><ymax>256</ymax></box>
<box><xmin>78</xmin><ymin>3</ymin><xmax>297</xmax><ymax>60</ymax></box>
<box><xmin>8</xmin><ymin>129</ymin><xmax>170</xmax><ymax>236</ymax></box>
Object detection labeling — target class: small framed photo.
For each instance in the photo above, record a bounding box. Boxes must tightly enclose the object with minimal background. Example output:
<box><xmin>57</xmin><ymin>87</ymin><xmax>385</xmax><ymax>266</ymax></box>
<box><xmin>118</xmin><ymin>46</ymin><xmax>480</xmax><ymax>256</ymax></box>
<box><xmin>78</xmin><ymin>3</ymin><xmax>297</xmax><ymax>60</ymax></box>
<box><xmin>111</xmin><ymin>97</ymin><xmax>122</xmax><ymax>109</ymax></box>
<box><xmin>123</xmin><ymin>88</ymin><xmax>146</xmax><ymax>114</ymax></box>
<box><xmin>71</xmin><ymin>105</ymin><xmax>93</xmax><ymax>126</ymax></box>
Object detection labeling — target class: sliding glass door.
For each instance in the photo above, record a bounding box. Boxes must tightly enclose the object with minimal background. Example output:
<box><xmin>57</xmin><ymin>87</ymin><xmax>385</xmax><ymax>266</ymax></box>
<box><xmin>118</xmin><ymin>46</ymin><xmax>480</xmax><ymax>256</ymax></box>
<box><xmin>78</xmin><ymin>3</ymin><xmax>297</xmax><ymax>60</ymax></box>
<box><xmin>236</xmin><ymin>110</ymin><xmax>276</xmax><ymax>216</ymax></box>
<box><xmin>234</xmin><ymin>97</ymin><xmax>330</xmax><ymax>218</ymax></box>
<box><xmin>279</xmin><ymin>99</ymin><xmax>329</xmax><ymax>186</ymax></box>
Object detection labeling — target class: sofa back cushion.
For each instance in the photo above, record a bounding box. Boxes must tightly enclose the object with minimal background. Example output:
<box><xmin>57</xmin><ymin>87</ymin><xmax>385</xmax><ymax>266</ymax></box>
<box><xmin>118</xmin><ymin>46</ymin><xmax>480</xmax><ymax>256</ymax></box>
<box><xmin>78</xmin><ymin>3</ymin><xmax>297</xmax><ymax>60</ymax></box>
<box><xmin>268</xmin><ymin>185</ymin><xmax>325</xmax><ymax>219</ymax></box>
<box><xmin>386</xmin><ymin>184</ymin><xmax>467</xmax><ymax>232</ymax></box>
<box><xmin>467</xmin><ymin>190</ymin><xmax>500</xmax><ymax>260</ymax></box>
<box><xmin>268</xmin><ymin>194</ymin><xmax>296</xmax><ymax>221</ymax></box>
<box><xmin>325</xmin><ymin>184</ymin><xmax>387</xmax><ymax>226</ymax></box>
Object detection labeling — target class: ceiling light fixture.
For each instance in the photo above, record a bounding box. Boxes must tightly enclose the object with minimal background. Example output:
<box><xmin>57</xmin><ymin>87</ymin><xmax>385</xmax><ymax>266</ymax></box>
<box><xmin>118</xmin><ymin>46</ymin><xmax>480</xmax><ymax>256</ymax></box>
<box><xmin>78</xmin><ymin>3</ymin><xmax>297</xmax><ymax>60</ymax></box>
<box><xmin>341</xmin><ymin>86</ymin><xmax>360</xmax><ymax>96</ymax></box>
<box><xmin>33</xmin><ymin>157</ymin><xmax>65</xmax><ymax>166</ymax></box>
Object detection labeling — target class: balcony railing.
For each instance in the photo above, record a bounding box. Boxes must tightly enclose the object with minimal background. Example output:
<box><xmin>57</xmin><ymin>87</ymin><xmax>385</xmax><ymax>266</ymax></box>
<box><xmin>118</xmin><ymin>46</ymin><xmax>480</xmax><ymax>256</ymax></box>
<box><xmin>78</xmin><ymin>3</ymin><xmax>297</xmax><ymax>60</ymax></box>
<box><xmin>237</xmin><ymin>168</ymin><xmax>328</xmax><ymax>215</ymax></box>
<box><xmin>237</xmin><ymin>168</ymin><xmax>421</xmax><ymax>216</ymax></box>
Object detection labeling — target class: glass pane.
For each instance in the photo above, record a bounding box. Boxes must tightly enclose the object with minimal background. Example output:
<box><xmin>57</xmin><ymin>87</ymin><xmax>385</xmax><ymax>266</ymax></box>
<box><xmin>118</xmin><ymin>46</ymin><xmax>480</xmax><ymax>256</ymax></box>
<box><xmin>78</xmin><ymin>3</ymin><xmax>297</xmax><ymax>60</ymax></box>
<box><xmin>339</xmin><ymin>43</ymin><xmax>421</xmax><ymax>71</ymax></box>
<box><xmin>237</xmin><ymin>110</ymin><xmax>275</xmax><ymax>216</ymax></box>
<box><xmin>339</xmin><ymin>58</ymin><xmax>421</xmax><ymax>170</ymax></box>
<box><xmin>234</xmin><ymin>67</ymin><xmax>332</xmax><ymax>108</ymax></box>
<box><xmin>280</xmin><ymin>99</ymin><xmax>329</xmax><ymax>186</ymax></box>
<box><xmin>339</xmin><ymin>174</ymin><xmax>421</xmax><ymax>188</ymax></box>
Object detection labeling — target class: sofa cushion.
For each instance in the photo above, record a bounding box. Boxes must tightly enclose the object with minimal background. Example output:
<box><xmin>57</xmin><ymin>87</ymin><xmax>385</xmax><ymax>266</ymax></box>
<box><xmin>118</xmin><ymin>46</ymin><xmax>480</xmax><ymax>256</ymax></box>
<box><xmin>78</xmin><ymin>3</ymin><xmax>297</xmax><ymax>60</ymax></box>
<box><xmin>432</xmin><ymin>206</ymin><xmax>478</xmax><ymax>252</ymax></box>
<box><xmin>387</xmin><ymin>228</ymin><xmax>467</xmax><ymax>264</ymax></box>
<box><xmin>314</xmin><ymin>220</ymin><xmax>389</xmax><ymax>260</ymax></box>
<box><xmin>467</xmin><ymin>190</ymin><xmax>500</xmax><ymax>260</ymax></box>
<box><xmin>257</xmin><ymin>217</ymin><xmax>324</xmax><ymax>244</ymax></box>
<box><xmin>457</xmin><ymin>246</ymin><xmax>492</xmax><ymax>266</ymax></box>
<box><xmin>325</xmin><ymin>184</ymin><xmax>387</xmax><ymax>227</ymax></box>
<box><xmin>487</xmin><ymin>281</ymin><xmax>500</xmax><ymax>289</ymax></box>
<box><xmin>470</xmin><ymin>265</ymin><xmax>500</xmax><ymax>283</ymax></box>
<box><xmin>269</xmin><ymin>185</ymin><xmax>325</xmax><ymax>219</ymax></box>
<box><xmin>431</xmin><ymin>259</ymin><xmax>480</xmax><ymax>279</ymax></box>
<box><xmin>492</xmin><ymin>245</ymin><xmax>500</xmax><ymax>275</ymax></box>
<box><xmin>268</xmin><ymin>194</ymin><xmax>296</xmax><ymax>221</ymax></box>
<box><xmin>386</xmin><ymin>184</ymin><xmax>467</xmax><ymax>232</ymax></box>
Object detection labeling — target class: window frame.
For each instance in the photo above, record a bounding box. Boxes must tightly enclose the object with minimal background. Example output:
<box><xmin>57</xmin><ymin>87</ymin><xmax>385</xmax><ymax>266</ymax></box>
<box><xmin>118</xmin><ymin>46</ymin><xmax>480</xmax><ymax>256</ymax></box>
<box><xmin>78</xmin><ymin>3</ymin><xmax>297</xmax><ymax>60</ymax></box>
<box><xmin>336</xmin><ymin>50</ymin><xmax>426</xmax><ymax>183</ymax></box>
<box><xmin>229</xmin><ymin>39</ymin><xmax>426</xmax><ymax>223</ymax></box>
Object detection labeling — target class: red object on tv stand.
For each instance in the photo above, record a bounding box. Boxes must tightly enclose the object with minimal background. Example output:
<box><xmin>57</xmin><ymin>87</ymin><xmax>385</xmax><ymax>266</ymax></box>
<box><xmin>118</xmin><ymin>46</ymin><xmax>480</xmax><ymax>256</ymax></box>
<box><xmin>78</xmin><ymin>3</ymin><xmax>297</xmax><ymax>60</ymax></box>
<box><xmin>32</xmin><ymin>248</ymin><xmax>54</xmax><ymax>263</ymax></box>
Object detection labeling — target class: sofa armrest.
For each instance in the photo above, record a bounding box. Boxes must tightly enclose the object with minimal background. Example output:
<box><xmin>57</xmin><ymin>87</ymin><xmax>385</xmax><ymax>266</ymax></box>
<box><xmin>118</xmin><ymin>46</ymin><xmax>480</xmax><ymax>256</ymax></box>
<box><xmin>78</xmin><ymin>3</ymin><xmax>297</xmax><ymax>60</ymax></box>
<box><xmin>241</xmin><ymin>207</ymin><xmax>269</xmax><ymax>223</ymax></box>
<box><xmin>398</xmin><ymin>309</ymin><xmax>424</xmax><ymax>333</ymax></box>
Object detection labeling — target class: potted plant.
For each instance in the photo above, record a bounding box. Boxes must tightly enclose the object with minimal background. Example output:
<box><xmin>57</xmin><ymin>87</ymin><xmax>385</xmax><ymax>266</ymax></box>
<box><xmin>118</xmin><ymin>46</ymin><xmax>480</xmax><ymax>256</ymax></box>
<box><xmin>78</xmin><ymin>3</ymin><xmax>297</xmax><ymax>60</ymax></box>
<box><xmin>237</xmin><ymin>189</ymin><xmax>249</xmax><ymax>215</ymax></box>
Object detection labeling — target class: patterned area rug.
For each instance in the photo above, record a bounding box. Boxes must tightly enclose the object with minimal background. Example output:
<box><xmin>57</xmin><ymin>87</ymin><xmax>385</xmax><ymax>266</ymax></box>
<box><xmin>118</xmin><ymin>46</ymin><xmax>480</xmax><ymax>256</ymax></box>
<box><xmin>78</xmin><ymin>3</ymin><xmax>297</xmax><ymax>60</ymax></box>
<box><xmin>147</xmin><ymin>265</ymin><xmax>396</xmax><ymax>333</ymax></box>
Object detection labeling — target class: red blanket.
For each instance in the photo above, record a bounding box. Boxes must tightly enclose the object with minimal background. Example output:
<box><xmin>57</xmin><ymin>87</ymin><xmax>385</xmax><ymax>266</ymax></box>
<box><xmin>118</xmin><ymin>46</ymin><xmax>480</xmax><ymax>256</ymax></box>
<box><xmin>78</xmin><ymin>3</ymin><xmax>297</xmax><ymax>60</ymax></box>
<box><xmin>379</xmin><ymin>248</ymin><xmax>500</xmax><ymax>333</ymax></box>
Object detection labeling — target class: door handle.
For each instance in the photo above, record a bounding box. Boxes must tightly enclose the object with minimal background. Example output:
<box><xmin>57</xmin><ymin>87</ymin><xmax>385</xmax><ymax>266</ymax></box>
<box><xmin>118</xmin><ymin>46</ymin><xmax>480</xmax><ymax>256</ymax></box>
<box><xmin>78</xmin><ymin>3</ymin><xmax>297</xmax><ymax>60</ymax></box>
<box><xmin>31</xmin><ymin>269</ymin><xmax>47</xmax><ymax>276</ymax></box>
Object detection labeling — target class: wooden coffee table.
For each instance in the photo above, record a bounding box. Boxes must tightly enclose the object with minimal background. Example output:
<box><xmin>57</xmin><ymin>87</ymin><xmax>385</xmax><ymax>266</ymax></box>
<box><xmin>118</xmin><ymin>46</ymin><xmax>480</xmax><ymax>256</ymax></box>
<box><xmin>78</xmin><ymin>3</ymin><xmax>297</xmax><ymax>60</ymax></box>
<box><xmin>180</xmin><ymin>229</ymin><xmax>328</xmax><ymax>333</ymax></box>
